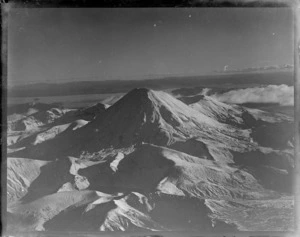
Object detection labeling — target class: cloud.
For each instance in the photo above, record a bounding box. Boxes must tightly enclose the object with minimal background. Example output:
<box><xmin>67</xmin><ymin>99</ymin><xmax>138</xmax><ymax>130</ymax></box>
<box><xmin>190</xmin><ymin>0</ymin><xmax>290</xmax><ymax>7</ymax></box>
<box><xmin>211</xmin><ymin>84</ymin><xmax>294</xmax><ymax>106</ymax></box>
<box><xmin>214</xmin><ymin>64</ymin><xmax>293</xmax><ymax>74</ymax></box>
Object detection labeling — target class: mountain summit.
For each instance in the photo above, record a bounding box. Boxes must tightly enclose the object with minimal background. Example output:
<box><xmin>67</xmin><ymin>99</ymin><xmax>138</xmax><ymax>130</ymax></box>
<box><xmin>7</xmin><ymin>87</ymin><xmax>295</xmax><ymax>232</ymax></box>
<box><xmin>69</xmin><ymin>88</ymin><xmax>253</xmax><ymax>158</ymax></box>
<box><xmin>12</xmin><ymin>88</ymin><xmax>254</xmax><ymax>163</ymax></box>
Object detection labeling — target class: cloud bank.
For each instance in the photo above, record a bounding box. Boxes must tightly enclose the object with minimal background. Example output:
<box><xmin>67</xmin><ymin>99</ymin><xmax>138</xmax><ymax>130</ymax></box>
<box><xmin>211</xmin><ymin>84</ymin><xmax>294</xmax><ymax>106</ymax></box>
<box><xmin>214</xmin><ymin>64</ymin><xmax>293</xmax><ymax>74</ymax></box>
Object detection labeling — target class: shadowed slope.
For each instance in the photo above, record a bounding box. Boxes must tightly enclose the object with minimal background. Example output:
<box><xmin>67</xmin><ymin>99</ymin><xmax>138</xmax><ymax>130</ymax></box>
<box><xmin>79</xmin><ymin>144</ymin><xmax>273</xmax><ymax>200</ymax></box>
<box><xmin>7</xmin><ymin>157</ymin><xmax>74</xmax><ymax>205</ymax></box>
<box><xmin>11</xmin><ymin>88</ymin><xmax>254</xmax><ymax>162</ymax></box>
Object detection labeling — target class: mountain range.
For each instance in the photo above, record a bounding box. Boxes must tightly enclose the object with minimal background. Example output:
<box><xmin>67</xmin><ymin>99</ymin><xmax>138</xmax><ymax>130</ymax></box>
<box><xmin>6</xmin><ymin>88</ymin><xmax>295</xmax><ymax>233</ymax></box>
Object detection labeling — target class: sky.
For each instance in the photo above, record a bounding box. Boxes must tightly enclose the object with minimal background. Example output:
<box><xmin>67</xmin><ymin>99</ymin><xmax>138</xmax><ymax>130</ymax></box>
<box><xmin>8</xmin><ymin>7</ymin><xmax>293</xmax><ymax>86</ymax></box>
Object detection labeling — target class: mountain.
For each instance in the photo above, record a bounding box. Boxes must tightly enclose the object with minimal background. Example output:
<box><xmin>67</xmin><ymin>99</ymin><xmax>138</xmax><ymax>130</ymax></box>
<box><xmin>7</xmin><ymin>157</ymin><xmax>73</xmax><ymax>204</ymax></box>
<box><xmin>11</xmin><ymin>88</ymin><xmax>255</xmax><ymax>163</ymax></box>
<box><xmin>7</xmin><ymin>102</ymin><xmax>64</xmax><ymax>116</ymax></box>
<box><xmin>177</xmin><ymin>94</ymin><xmax>294</xmax><ymax>149</ymax></box>
<box><xmin>8</xmin><ymin>102</ymin><xmax>107</xmax><ymax>132</ymax></box>
<box><xmin>8</xmin><ymin>107</ymin><xmax>73</xmax><ymax>132</ymax></box>
<box><xmin>7</xmin><ymin>102</ymin><xmax>108</xmax><ymax>151</ymax></box>
<box><xmin>180</xmin><ymin>94</ymin><xmax>292</xmax><ymax>125</ymax></box>
<box><xmin>80</xmin><ymin>143</ymin><xmax>274</xmax><ymax>199</ymax></box>
<box><xmin>6</xmin><ymin>88</ymin><xmax>295</xmax><ymax>233</ymax></box>
<box><xmin>179</xmin><ymin>95</ymin><xmax>244</xmax><ymax>126</ymax></box>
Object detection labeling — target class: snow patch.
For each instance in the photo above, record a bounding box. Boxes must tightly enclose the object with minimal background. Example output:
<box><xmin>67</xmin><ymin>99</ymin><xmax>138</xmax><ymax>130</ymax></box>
<box><xmin>110</xmin><ymin>152</ymin><xmax>125</xmax><ymax>172</ymax></box>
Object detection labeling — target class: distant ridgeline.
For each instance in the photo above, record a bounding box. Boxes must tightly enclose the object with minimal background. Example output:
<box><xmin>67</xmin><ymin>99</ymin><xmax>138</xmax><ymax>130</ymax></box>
<box><xmin>8</xmin><ymin>71</ymin><xmax>294</xmax><ymax>97</ymax></box>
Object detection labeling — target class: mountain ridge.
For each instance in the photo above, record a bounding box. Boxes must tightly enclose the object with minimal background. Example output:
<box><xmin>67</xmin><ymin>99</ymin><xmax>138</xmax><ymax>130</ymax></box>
<box><xmin>6</xmin><ymin>87</ymin><xmax>295</xmax><ymax>232</ymax></box>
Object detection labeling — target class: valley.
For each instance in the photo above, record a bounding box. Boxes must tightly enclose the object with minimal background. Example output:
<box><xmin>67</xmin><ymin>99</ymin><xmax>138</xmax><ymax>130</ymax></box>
<box><xmin>6</xmin><ymin>86</ymin><xmax>295</xmax><ymax>233</ymax></box>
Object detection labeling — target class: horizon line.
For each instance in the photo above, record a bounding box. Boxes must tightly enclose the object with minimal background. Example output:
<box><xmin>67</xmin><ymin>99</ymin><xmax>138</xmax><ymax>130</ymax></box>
<box><xmin>7</xmin><ymin>68</ymin><xmax>294</xmax><ymax>88</ymax></box>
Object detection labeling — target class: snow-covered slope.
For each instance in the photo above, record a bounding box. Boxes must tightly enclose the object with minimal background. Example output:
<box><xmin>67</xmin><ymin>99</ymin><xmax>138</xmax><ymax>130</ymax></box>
<box><xmin>8</xmin><ymin>102</ymin><xmax>62</xmax><ymax>117</ymax></box>
<box><xmin>8</xmin><ymin>190</ymin><xmax>166</xmax><ymax>232</ymax></box>
<box><xmin>52</xmin><ymin>102</ymin><xmax>107</xmax><ymax>125</ymax></box>
<box><xmin>180</xmin><ymin>95</ymin><xmax>292</xmax><ymax>126</ymax></box>
<box><xmin>33</xmin><ymin>120</ymin><xmax>89</xmax><ymax>145</ymax></box>
<box><xmin>81</xmin><ymin>143</ymin><xmax>273</xmax><ymax>200</ymax></box>
<box><xmin>179</xmin><ymin>94</ymin><xmax>294</xmax><ymax>150</ymax></box>
<box><xmin>7</xmin><ymin>102</ymin><xmax>106</xmax><ymax>133</ymax></box>
<box><xmin>14</xmin><ymin>89</ymin><xmax>255</xmax><ymax>163</ymax></box>
<box><xmin>7</xmin><ymin>158</ymin><xmax>51</xmax><ymax>204</ymax></box>
<box><xmin>99</xmin><ymin>198</ymin><xmax>164</xmax><ymax>231</ymax></box>
<box><xmin>7</xmin><ymin>102</ymin><xmax>107</xmax><ymax>150</ymax></box>
<box><xmin>7</xmin><ymin>190</ymin><xmax>104</xmax><ymax>231</ymax></box>
<box><xmin>7</xmin><ymin>157</ymin><xmax>74</xmax><ymax>205</ymax></box>
<box><xmin>6</xmin><ymin>88</ymin><xmax>295</xmax><ymax>233</ymax></box>
<box><xmin>8</xmin><ymin>108</ymin><xmax>74</xmax><ymax>132</ymax></box>
<box><xmin>187</xmin><ymin>96</ymin><xmax>244</xmax><ymax>126</ymax></box>
<box><xmin>244</xmin><ymin>107</ymin><xmax>292</xmax><ymax>123</ymax></box>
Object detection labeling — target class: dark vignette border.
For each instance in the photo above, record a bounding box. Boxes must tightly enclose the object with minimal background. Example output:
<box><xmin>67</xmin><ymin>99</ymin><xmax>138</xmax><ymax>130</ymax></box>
<box><xmin>1</xmin><ymin>0</ymin><xmax>294</xmax><ymax>8</ymax></box>
<box><xmin>1</xmin><ymin>1</ymin><xmax>299</xmax><ymax>237</ymax></box>
<box><xmin>1</xmin><ymin>2</ymin><xmax>8</xmax><ymax>236</ymax></box>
